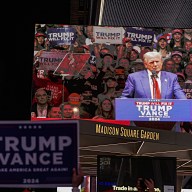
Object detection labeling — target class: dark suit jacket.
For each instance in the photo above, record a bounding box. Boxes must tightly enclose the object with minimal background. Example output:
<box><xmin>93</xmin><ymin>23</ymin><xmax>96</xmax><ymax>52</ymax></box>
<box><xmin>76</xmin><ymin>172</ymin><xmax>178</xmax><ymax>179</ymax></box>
<box><xmin>31</xmin><ymin>103</ymin><xmax>52</xmax><ymax>118</ymax></box>
<box><xmin>121</xmin><ymin>70</ymin><xmax>186</xmax><ymax>99</ymax></box>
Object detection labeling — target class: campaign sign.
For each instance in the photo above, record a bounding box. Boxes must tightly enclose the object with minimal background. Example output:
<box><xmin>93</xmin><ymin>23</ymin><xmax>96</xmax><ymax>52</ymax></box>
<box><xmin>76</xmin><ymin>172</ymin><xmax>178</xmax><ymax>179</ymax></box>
<box><xmin>0</xmin><ymin>120</ymin><xmax>79</xmax><ymax>188</ymax></box>
<box><xmin>183</xmin><ymin>82</ymin><xmax>192</xmax><ymax>99</ymax></box>
<box><xmin>115</xmin><ymin>98</ymin><xmax>192</xmax><ymax>122</ymax></box>
<box><xmin>94</xmin><ymin>26</ymin><xmax>123</xmax><ymax>44</ymax></box>
<box><xmin>54</xmin><ymin>53</ymin><xmax>90</xmax><ymax>76</ymax></box>
<box><xmin>47</xmin><ymin>27</ymin><xmax>77</xmax><ymax>47</ymax></box>
<box><xmin>34</xmin><ymin>50</ymin><xmax>67</xmax><ymax>76</ymax></box>
<box><xmin>124</xmin><ymin>27</ymin><xmax>154</xmax><ymax>46</ymax></box>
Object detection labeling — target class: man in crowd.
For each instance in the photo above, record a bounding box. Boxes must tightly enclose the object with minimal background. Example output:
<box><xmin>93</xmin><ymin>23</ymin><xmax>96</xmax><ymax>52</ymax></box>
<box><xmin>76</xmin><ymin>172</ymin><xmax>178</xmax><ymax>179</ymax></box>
<box><xmin>79</xmin><ymin>85</ymin><xmax>97</xmax><ymax>118</ymax></box>
<box><xmin>31</xmin><ymin>88</ymin><xmax>51</xmax><ymax>117</ymax></box>
<box><xmin>47</xmin><ymin>106</ymin><xmax>61</xmax><ymax>118</ymax></box>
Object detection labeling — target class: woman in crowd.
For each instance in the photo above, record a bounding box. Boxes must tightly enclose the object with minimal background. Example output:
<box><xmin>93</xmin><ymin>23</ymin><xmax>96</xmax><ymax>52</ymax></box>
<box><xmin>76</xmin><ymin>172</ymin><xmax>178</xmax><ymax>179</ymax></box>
<box><xmin>93</xmin><ymin>98</ymin><xmax>115</xmax><ymax>119</ymax></box>
<box><xmin>170</xmin><ymin>29</ymin><xmax>185</xmax><ymax>50</ymax></box>
<box><xmin>97</xmin><ymin>76</ymin><xmax>118</xmax><ymax>104</ymax></box>
<box><xmin>156</xmin><ymin>35</ymin><xmax>171</xmax><ymax>58</ymax></box>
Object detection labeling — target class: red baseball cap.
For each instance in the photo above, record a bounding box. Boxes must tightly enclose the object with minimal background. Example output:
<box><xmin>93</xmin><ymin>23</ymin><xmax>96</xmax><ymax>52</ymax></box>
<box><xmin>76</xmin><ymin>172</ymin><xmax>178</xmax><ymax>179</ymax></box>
<box><xmin>103</xmin><ymin>52</ymin><xmax>114</xmax><ymax>59</ymax></box>
<box><xmin>35</xmin><ymin>32</ymin><xmax>47</xmax><ymax>38</ymax></box>
<box><xmin>158</xmin><ymin>35</ymin><xmax>167</xmax><ymax>41</ymax></box>
<box><xmin>171</xmin><ymin>51</ymin><xmax>182</xmax><ymax>57</ymax></box>
<box><xmin>172</xmin><ymin>29</ymin><xmax>183</xmax><ymax>35</ymax></box>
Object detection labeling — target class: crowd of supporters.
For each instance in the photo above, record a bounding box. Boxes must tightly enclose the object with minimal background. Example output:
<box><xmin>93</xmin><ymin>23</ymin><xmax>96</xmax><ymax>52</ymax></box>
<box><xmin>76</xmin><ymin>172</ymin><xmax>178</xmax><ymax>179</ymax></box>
<box><xmin>32</xmin><ymin>24</ymin><xmax>192</xmax><ymax>134</ymax></box>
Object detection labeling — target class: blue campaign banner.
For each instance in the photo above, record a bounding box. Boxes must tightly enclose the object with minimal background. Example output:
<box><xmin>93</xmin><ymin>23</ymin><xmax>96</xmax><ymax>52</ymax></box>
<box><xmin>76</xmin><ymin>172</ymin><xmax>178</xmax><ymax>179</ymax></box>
<box><xmin>124</xmin><ymin>27</ymin><xmax>154</xmax><ymax>46</ymax></box>
<box><xmin>115</xmin><ymin>98</ymin><xmax>192</xmax><ymax>122</ymax></box>
<box><xmin>47</xmin><ymin>27</ymin><xmax>77</xmax><ymax>47</ymax></box>
<box><xmin>0</xmin><ymin>120</ymin><xmax>79</xmax><ymax>188</ymax></box>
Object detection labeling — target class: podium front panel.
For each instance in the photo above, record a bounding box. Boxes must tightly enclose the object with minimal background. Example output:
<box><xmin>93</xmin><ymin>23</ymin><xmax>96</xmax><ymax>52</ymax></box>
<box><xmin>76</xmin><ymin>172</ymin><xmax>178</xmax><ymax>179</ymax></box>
<box><xmin>115</xmin><ymin>98</ymin><xmax>192</xmax><ymax>122</ymax></box>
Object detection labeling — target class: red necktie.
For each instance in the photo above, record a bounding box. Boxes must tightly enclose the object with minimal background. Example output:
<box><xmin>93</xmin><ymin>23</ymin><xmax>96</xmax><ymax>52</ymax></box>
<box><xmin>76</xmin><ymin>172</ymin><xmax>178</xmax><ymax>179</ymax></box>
<box><xmin>152</xmin><ymin>77</ymin><xmax>161</xmax><ymax>99</ymax></box>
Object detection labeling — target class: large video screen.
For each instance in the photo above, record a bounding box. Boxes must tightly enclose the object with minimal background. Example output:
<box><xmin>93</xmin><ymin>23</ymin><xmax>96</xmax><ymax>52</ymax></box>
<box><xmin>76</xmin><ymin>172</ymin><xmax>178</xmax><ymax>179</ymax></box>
<box><xmin>97</xmin><ymin>155</ymin><xmax>177</xmax><ymax>192</ymax></box>
<box><xmin>32</xmin><ymin>24</ymin><xmax>192</xmax><ymax>132</ymax></box>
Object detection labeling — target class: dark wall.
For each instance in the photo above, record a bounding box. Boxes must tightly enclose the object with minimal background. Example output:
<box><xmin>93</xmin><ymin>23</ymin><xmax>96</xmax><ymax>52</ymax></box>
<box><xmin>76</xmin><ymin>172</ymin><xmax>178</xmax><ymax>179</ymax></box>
<box><xmin>1</xmin><ymin>2</ymin><xmax>71</xmax><ymax>120</ymax></box>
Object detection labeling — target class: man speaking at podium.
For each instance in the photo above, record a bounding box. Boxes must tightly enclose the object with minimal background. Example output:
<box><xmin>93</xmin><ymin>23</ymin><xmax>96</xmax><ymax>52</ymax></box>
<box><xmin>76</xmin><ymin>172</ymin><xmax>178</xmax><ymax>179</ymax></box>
<box><xmin>121</xmin><ymin>51</ymin><xmax>186</xmax><ymax>99</ymax></box>
<box><xmin>121</xmin><ymin>51</ymin><xmax>186</xmax><ymax>131</ymax></box>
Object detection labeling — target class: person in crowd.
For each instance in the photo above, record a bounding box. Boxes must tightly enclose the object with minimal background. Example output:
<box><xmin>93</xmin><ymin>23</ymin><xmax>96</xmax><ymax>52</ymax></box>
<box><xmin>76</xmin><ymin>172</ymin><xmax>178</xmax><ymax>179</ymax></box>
<box><xmin>116</xmin><ymin>79</ymin><xmax>126</xmax><ymax>98</ymax></box>
<box><xmin>130</xmin><ymin>59</ymin><xmax>145</xmax><ymax>73</ymax></box>
<box><xmin>65</xmin><ymin>63</ymin><xmax>106</xmax><ymax>96</ymax></box>
<box><xmin>188</xmin><ymin>48</ymin><xmax>192</xmax><ymax>63</ymax></box>
<box><xmin>34</xmin><ymin>38</ymin><xmax>43</xmax><ymax>52</ymax></box>
<box><xmin>79</xmin><ymin>85</ymin><xmax>98</xmax><ymax>118</ymax></box>
<box><xmin>162</xmin><ymin>58</ymin><xmax>177</xmax><ymax>73</ymax></box>
<box><xmin>92</xmin><ymin>44</ymin><xmax>115</xmax><ymax>77</ymax></box>
<box><xmin>60</xmin><ymin>102</ymin><xmax>75</xmax><ymax>119</ymax></box>
<box><xmin>116</xmin><ymin>57</ymin><xmax>130</xmax><ymax>76</ymax></box>
<box><xmin>183</xmin><ymin>28</ymin><xmax>192</xmax><ymax>41</ymax></box>
<box><xmin>35</xmin><ymin>31</ymin><xmax>48</xmax><ymax>51</ymax></box>
<box><xmin>31</xmin><ymin>88</ymin><xmax>52</xmax><ymax>118</ymax></box>
<box><xmin>32</xmin><ymin>69</ymin><xmax>69</xmax><ymax>107</ymax></box>
<box><xmin>85</xmin><ymin>63</ymin><xmax>107</xmax><ymax>95</ymax></box>
<box><xmin>97</xmin><ymin>76</ymin><xmax>118</xmax><ymax>104</ymax></box>
<box><xmin>65</xmin><ymin>64</ymin><xmax>93</xmax><ymax>94</ymax></box>
<box><xmin>184</xmin><ymin>62</ymin><xmax>192</xmax><ymax>83</ymax></box>
<box><xmin>93</xmin><ymin>98</ymin><xmax>115</xmax><ymax>120</ymax></box>
<box><xmin>118</xmin><ymin>37</ymin><xmax>133</xmax><ymax>59</ymax></box>
<box><xmin>121</xmin><ymin>51</ymin><xmax>186</xmax><ymax>99</ymax></box>
<box><xmin>140</xmin><ymin>46</ymin><xmax>153</xmax><ymax>60</ymax></box>
<box><xmin>74</xmin><ymin>25</ymin><xmax>86</xmax><ymax>48</ymax></box>
<box><xmin>171</xmin><ymin>50</ymin><xmax>184</xmax><ymax>72</ymax></box>
<box><xmin>114</xmin><ymin>66</ymin><xmax>127</xmax><ymax>80</ymax></box>
<box><xmin>130</xmin><ymin>46</ymin><xmax>141</xmax><ymax>62</ymax></box>
<box><xmin>113</xmin><ymin>66</ymin><xmax>127</xmax><ymax>97</ymax></box>
<box><xmin>156</xmin><ymin>35</ymin><xmax>171</xmax><ymax>58</ymax></box>
<box><xmin>84</xmin><ymin>25</ymin><xmax>95</xmax><ymax>45</ymax></box>
<box><xmin>91</xmin><ymin>91</ymin><xmax>100</xmax><ymax>109</ymax></box>
<box><xmin>47</xmin><ymin>106</ymin><xmax>61</xmax><ymax>118</ymax></box>
<box><xmin>93</xmin><ymin>43</ymin><xmax>114</xmax><ymax>69</ymax></box>
<box><xmin>102</xmin><ymin>53</ymin><xmax>116</xmax><ymax>73</ymax></box>
<box><xmin>93</xmin><ymin>42</ymin><xmax>116</xmax><ymax>70</ymax></box>
<box><xmin>176</xmin><ymin>72</ymin><xmax>186</xmax><ymax>89</ymax></box>
<box><xmin>170</xmin><ymin>28</ymin><xmax>184</xmax><ymax>50</ymax></box>
<box><xmin>184</xmin><ymin>39</ymin><xmax>192</xmax><ymax>53</ymax></box>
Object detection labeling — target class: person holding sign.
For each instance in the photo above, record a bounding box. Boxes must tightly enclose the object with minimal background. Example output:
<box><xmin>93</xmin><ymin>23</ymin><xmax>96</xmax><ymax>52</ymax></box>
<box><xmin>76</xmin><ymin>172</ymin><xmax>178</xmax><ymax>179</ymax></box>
<box><xmin>121</xmin><ymin>51</ymin><xmax>186</xmax><ymax>99</ymax></box>
<box><xmin>71</xmin><ymin>167</ymin><xmax>84</xmax><ymax>192</ymax></box>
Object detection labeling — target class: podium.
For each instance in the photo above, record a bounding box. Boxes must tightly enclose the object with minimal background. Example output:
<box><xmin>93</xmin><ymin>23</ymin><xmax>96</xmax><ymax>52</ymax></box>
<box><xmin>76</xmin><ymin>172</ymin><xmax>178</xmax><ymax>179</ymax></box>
<box><xmin>115</xmin><ymin>98</ymin><xmax>192</xmax><ymax>130</ymax></box>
